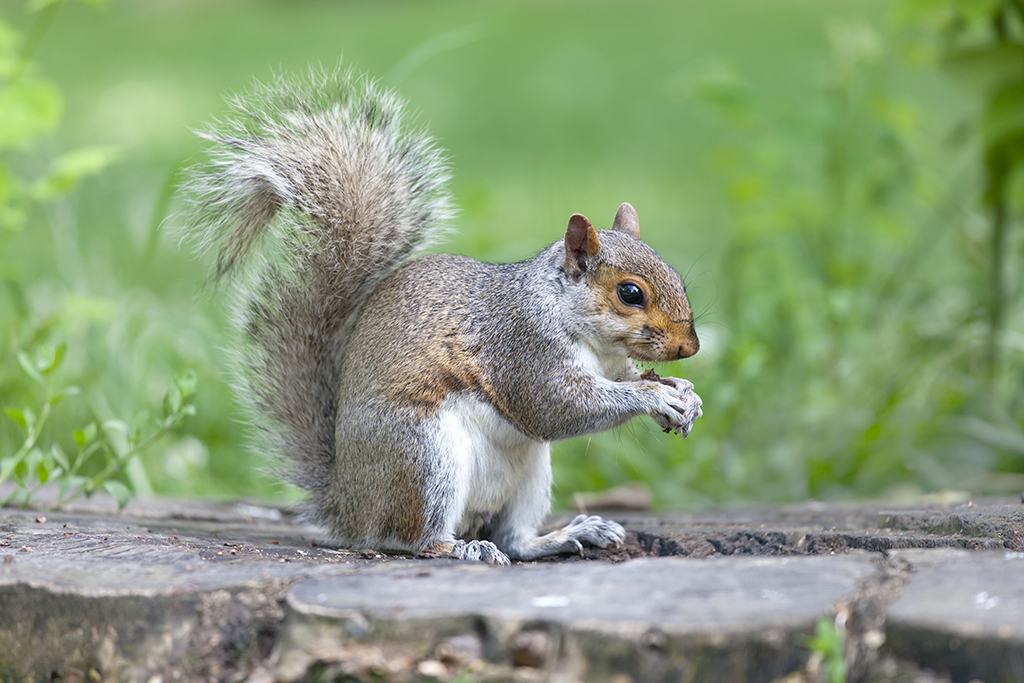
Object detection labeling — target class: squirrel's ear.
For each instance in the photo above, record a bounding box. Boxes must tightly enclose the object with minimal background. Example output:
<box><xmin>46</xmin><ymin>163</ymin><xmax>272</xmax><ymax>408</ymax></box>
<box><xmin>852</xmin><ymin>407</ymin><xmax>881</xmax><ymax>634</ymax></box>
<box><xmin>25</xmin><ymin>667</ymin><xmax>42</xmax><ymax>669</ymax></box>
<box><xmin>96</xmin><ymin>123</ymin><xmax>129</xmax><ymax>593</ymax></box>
<box><xmin>611</xmin><ymin>202</ymin><xmax>640</xmax><ymax>238</ymax></box>
<box><xmin>564</xmin><ymin>213</ymin><xmax>601</xmax><ymax>279</ymax></box>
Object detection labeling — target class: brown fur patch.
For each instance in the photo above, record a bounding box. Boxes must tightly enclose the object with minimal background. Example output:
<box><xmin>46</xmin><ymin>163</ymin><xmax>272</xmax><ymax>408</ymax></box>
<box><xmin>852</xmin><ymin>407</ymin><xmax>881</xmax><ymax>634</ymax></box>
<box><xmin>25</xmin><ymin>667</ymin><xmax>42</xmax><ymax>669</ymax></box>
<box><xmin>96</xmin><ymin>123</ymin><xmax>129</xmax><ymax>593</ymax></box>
<box><xmin>384</xmin><ymin>331</ymin><xmax>484</xmax><ymax>418</ymax></box>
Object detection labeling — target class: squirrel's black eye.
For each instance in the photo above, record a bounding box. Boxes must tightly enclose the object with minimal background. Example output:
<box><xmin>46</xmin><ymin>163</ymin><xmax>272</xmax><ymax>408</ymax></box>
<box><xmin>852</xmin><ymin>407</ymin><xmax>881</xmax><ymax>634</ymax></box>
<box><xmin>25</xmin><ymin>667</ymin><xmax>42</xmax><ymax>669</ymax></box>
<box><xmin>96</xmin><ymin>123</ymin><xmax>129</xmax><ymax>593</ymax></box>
<box><xmin>617</xmin><ymin>282</ymin><xmax>644</xmax><ymax>307</ymax></box>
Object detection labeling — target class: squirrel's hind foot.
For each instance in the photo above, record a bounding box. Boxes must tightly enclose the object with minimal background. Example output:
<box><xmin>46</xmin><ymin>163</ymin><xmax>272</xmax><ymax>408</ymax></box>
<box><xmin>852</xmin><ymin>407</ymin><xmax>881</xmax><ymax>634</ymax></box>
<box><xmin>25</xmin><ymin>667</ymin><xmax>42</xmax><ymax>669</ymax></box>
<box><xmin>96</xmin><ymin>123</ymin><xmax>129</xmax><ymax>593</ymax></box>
<box><xmin>450</xmin><ymin>539</ymin><xmax>511</xmax><ymax>566</ymax></box>
<box><xmin>500</xmin><ymin>514</ymin><xmax>625</xmax><ymax>561</ymax></box>
<box><xmin>561</xmin><ymin>514</ymin><xmax>626</xmax><ymax>550</ymax></box>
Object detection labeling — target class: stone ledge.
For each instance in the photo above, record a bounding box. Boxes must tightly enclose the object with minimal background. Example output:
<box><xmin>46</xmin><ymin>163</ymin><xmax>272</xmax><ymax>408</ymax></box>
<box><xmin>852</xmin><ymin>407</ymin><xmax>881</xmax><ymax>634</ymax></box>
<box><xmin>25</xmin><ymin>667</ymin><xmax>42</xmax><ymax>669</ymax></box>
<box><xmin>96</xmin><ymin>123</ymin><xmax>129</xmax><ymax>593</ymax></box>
<box><xmin>0</xmin><ymin>495</ymin><xmax>1021</xmax><ymax>682</ymax></box>
<box><xmin>278</xmin><ymin>554</ymin><xmax>881</xmax><ymax>683</ymax></box>
<box><xmin>884</xmin><ymin>549</ymin><xmax>1024</xmax><ymax>683</ymax></box>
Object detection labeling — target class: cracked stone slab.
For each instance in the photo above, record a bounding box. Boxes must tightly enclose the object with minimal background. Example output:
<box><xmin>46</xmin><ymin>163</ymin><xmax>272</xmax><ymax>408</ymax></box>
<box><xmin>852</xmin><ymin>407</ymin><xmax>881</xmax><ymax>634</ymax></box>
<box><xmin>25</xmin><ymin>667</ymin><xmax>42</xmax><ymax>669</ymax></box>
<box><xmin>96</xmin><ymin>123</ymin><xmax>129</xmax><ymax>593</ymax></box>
<box><xmin>1</xmin><ymin>495</ymin><xmax>1022</xmax><ymax>682</ymax></box>
<box><xmin>0</xmin><ymin>510</ymin><xmax>391</xmax><ymax>593</ymax></box>
<box><xmin>281</xmin><ymin>554</ymin><xmax>882</xmax><ymax>683</ymax></box>
<box><xmin>884</xmin><ymin>549</ymin><xmax>1024</xmax><ymax>683</ymax></box>
<box><xmin>0</xmin><ymin>508</ymin><xmax>411</xmax><ymax>682</ymax></box>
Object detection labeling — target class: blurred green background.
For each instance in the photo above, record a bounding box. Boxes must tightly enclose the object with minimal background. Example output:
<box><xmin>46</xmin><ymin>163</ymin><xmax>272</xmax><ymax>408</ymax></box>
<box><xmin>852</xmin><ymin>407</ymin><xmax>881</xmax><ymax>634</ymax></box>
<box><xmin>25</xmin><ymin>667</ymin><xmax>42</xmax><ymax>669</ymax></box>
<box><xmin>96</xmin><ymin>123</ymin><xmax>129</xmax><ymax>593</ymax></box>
<box><xmin>2</xmin><ymin>0</ymin><xmax>1023</xmax><ymax>508</ymax></box>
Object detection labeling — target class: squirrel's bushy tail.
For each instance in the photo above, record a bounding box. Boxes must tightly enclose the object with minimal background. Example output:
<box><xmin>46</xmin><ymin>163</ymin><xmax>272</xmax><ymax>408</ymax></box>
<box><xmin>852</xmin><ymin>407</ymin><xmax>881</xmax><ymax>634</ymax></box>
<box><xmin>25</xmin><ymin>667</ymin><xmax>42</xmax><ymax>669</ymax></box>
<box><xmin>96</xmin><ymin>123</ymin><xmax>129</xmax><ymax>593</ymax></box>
<box><xmin>182</xmin><ymin>67</ymin><xmax>453</xmax><ymax>498</ymax></box>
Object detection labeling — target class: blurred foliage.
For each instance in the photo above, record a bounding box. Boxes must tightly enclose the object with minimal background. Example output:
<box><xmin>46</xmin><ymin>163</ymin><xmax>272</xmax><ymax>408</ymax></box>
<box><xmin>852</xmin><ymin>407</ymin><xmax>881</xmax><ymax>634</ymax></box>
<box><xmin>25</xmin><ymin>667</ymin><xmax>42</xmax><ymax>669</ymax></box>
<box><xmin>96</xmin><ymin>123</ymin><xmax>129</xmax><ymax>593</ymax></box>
<box><xmin>1</xmin><ymin>0</ymin><xmax>1021</xmax><ymax>508</ymax></box>
<box><xmin>901</xmin><ymin>0</ymin><xmax>1024</xmax><ymax>372</ymax></box>
<box><xmin>0</xmin><ymin>1</ymin><xmax>118</xmax><ymax>235</ymax></box>
<box><xmin>0</xmin><ymin>0</ymin><xmax>199</xmax><ymax>508</ymax></box>
<box><xmin>553</xmin><ymin>4</ymin><xmax>1024</xmax><ymax>506</ymax></box>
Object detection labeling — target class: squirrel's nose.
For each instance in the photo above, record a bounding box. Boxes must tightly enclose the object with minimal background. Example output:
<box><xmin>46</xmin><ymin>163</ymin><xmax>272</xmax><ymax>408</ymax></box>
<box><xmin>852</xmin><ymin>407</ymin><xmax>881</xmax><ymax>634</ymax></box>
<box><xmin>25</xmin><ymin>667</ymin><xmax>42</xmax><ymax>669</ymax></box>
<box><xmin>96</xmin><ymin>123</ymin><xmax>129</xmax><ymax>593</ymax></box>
<box><xmin>675</xmin><ymin>337</ymin><xmax>699</xmax><ymax>359</ymax></box>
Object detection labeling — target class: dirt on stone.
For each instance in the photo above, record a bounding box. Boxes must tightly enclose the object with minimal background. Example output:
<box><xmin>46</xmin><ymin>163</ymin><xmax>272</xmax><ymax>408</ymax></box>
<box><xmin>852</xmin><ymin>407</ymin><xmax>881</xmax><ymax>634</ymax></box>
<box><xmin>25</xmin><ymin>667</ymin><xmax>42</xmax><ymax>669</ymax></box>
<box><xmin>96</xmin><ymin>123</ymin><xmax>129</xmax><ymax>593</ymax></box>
<box><xmin>536</xmin><ymin>500</ymin><xmax>1024</xmax><ymax>563</ymax></box>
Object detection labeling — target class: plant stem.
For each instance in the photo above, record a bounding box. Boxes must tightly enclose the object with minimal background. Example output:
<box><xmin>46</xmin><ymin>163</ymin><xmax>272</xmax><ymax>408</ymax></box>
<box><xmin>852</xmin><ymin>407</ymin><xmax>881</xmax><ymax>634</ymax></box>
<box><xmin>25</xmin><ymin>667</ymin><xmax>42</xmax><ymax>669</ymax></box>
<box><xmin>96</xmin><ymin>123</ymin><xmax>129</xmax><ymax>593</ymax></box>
<box><xmin>50</xmin><ymin>417</ymin><xmax>181</xmax><ymax>509</ymax></box>
<box><xmin>4</xmin><ymin>394</ymin><xmax>52</xmax><ymax>476</ymax></box>
<box><xmin>8</xmin><ymin>0</ymin><xmax>65</xmax><ymax>84</ymax></box>
<box><xmin>986</xmin><ymin>163</ymin><xmax>1009</xmax><ymax>379</ymax></box>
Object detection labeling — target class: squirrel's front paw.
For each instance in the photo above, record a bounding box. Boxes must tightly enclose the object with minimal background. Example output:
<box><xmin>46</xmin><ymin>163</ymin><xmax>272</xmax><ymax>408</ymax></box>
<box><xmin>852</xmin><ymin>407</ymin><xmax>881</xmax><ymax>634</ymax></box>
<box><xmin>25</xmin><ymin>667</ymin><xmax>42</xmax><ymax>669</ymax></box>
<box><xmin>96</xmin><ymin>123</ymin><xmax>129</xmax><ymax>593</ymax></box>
<box><xmin>451</xmin><ymin>539</ymin><xmax>511</xmax><ymax>566</ymax></box>
<box><xmin>648</xmin><ymin>377</ymin><xmax>702</xmax><ymax>438</ymax></box>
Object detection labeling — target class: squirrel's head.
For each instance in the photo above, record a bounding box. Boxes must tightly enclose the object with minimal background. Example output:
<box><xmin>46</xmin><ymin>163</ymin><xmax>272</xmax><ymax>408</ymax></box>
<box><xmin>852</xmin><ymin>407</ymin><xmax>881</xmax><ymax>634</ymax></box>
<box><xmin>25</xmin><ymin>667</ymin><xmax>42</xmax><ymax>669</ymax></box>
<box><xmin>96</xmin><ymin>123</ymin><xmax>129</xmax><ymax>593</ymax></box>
<box><xmin>562</xmin><ymin>203</ymin><xmax>699</xmax><ymax>364</ymax></box>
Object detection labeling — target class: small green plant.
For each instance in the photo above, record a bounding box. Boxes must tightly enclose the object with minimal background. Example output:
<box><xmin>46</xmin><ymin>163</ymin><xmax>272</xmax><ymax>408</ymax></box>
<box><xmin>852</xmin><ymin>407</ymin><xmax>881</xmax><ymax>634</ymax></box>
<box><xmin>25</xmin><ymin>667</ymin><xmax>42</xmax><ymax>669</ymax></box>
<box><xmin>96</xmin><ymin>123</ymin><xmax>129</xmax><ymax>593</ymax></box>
<box><xmin>2</xmin><ymin>342</ymin><xmax>196</xmax><ymax>509</ymax></box>
<box><xmin>2</xmin><ymin>344</ymin><xmax>195</xmax><ymax>509</ymax></box>
<box><xmin>2</xmin><ymin>343</ymin><xmax>78</xmax><ymax>500</ymax></box>
<box><xmin>801</xmin><ymin>616</ymin><xmax>848</xmax><ymax>683</ymax></box>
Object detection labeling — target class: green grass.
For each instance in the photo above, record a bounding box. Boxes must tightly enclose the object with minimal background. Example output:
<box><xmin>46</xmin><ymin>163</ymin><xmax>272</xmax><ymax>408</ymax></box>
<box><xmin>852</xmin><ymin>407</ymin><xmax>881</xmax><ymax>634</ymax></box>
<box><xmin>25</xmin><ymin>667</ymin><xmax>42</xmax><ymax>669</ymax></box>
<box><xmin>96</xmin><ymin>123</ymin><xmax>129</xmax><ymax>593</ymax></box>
<box><xmin>3</xmin><ymin>0</ymin><xmax>1021</xmax><ymax>507</ymax></box>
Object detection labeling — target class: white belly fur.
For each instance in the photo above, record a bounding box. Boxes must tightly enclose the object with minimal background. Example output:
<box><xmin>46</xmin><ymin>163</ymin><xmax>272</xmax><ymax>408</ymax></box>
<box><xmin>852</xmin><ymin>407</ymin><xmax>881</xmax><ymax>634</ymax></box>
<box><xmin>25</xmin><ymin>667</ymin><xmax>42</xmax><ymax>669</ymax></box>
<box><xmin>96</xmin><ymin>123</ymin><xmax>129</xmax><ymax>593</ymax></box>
<box><xmin>432</xmin><ymin>394</ymin><xmax>548</xmax><ymax>535</ymax></box>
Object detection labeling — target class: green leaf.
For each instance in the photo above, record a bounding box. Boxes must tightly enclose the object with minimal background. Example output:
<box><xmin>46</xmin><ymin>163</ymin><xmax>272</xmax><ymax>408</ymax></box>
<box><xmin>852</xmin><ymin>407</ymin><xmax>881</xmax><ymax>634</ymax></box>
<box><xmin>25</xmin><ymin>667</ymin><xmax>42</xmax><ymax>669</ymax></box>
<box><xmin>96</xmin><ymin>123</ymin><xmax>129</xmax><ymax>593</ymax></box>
<box><xmin>25</xmin><ymin>446</ymin><xmax>42</xmax><ymax>470</ymax></box>
<box><xmin>57</xmin><ymin>474</ymin><xmax>88</xmax><ymax>501</ymax></box>
<box><xmin>102</xmin><ymin>480</ymin><xmax>131</xmax><ymax>509</ymax></box>
<box><xmin>52</xmin><ymin>385</ymin><xmax>81</xmax><ymax>407</ymax></box>
<box><xmin>0</xmin><ymin>80</ymin><xmax>62</xmax><ymax>151</ymax></box>
<box><xmin>102</xmin><ymin>419</ymin><xmax>129</xmax><ymax>458</ymax></box>
<box><xmin>12</xmin><ymin>406</ymin><xmax>37</xmax><ymax>435</ymax></box>
<box><xmin>49</xmin><ymin>443</ymin><xmax>70</xmax><ymax>471</ymax></box>
<box><xmin>6</xmin><ymin>408</ymin><xmax>28</xmax><ymax>433</ymax></box>
<box><xmin>102</xmin><ymin>419</ymin><xmax>128</xmax><ymax>434</ymax></box>
<box><xmin>174</xmin><ymin>369</ymin><xmax>198</xmax><ymax>398</ymax></box>
<box><xmin>36</xmin><ymin>460</ymin><xmax>49</xmax><ymax>484</ymax></box>
<box><xmin>17</xmin><ymin>351</ymin><xmax>45</xmax><ymax>385</ymax></box>
<box><xmin>163</xmin><ymin>387</ymin><xmax>181</xmax><ymax>417</ymax></box>
<box><xmin>31</xmin><ymin>146</ymin><xmax>121</xmax><ymax>201</ymax></box>
<box><xmin>48</xmin><ymin>340</ymin><xmax>67</xmax><ymax>374</ymax></box>
<box><xmin>0</xmin><ymin>456</ymin><xmax>19</xmax><ymax>481</ymax></box>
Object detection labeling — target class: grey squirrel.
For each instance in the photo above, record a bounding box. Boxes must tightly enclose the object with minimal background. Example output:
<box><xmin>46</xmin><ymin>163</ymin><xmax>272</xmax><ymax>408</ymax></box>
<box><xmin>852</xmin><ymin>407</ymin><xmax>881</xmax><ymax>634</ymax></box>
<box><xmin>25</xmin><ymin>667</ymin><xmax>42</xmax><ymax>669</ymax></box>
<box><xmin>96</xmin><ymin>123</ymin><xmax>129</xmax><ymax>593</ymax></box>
<box><xmin>183</xmin><ymin>68</ymin><xmax>702</xmax><ymax>565</ymax></box>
